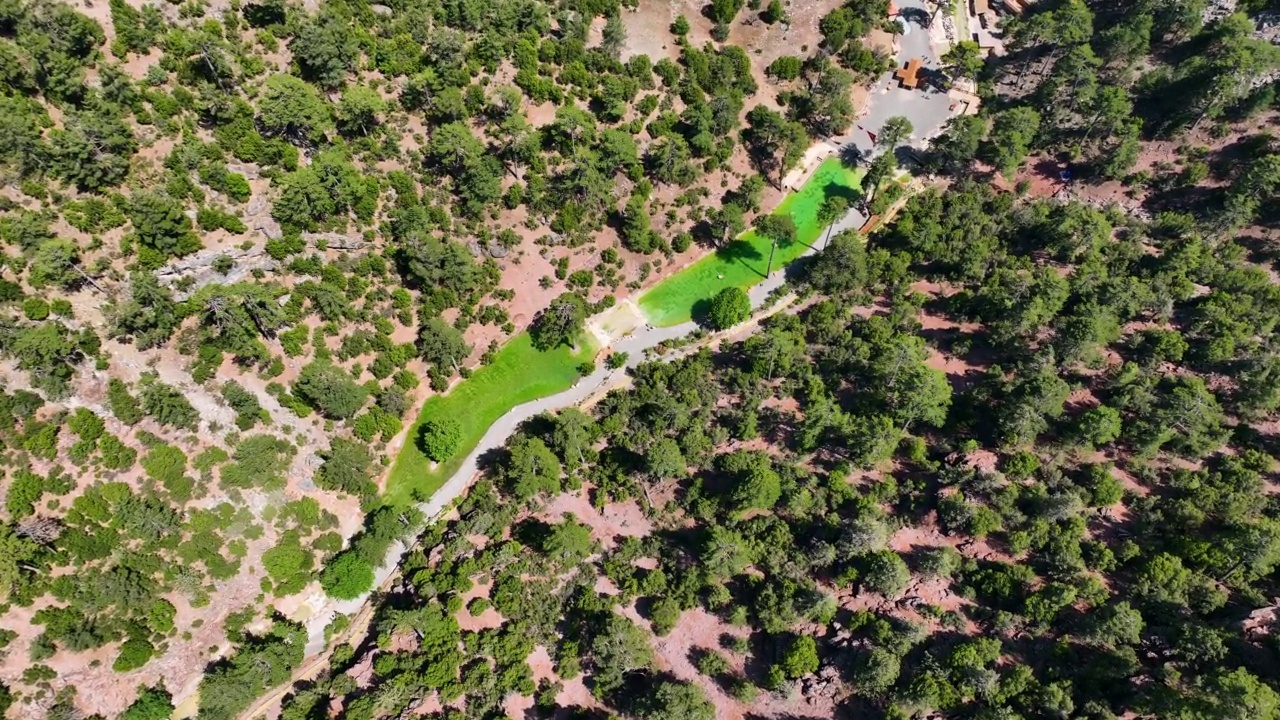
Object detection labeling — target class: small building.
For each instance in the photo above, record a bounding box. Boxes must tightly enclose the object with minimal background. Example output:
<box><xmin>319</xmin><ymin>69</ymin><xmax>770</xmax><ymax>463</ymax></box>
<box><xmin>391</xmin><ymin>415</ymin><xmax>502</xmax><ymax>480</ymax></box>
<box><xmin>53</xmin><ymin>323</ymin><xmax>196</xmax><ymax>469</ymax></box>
<box><xmin>894</xmin><ymin>58</ymin><xmax>924</xmax><ymax>89</ymax></box>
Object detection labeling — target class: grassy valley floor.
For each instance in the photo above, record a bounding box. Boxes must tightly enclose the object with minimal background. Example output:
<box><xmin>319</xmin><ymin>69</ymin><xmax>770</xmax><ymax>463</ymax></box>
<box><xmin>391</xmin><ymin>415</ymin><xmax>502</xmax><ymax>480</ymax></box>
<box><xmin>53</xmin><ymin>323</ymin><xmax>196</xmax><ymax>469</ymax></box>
<box><xmin>385</xmin><ymin>156</ymin><xmax>863</xmax><ymax>505</ymax></box>
<box><xmin>384</xmin><ymin>332</ymin><xmax>596</xmax><ymax>505</ymax></box>
<box><xmin>639</xmin><ymin>157</ymin><xmax>864</xmax><ymax>327</ymax></box>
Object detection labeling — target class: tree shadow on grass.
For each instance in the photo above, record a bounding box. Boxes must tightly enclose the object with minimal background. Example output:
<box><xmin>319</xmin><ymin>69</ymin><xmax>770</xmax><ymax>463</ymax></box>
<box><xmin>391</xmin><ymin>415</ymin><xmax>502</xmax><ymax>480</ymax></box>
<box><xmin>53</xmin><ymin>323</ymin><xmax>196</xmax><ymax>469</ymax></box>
<box><xmin>714</xmin><ymin>237</ymin><xmax>767</xmax><ymax>279</ymax></box>
<box><xmin>823</xmin><ymin>182</ymin><xmax>862</xmax><ymax>206</ymax></box>
<box><xmin>805</xmin><ymin>184</ymin><xmax>864</xmax><ymax>246</ymax></box>
<box><xmin>691</xmin><ymin>297</ymin><xmax>713</xmax><ymax>327</ymax></box>
<box><xmin>838</xmin><ymin>144</ymin><xmax>866</xmax><ymax>169</ymax></box>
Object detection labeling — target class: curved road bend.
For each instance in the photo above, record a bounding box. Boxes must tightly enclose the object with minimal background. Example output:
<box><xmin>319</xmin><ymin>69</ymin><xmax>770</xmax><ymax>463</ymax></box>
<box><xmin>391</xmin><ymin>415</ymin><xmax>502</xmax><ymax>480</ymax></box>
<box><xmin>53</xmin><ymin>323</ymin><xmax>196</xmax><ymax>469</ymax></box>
<box><xmin>297</xmin><ymin>228</ymin><xmax>839</xmax><ymax>655</ymax></box>
<box><xmin>231</xmin><ymin>7</ymin><xmax>957</xmax><ymax>713</ymax></box>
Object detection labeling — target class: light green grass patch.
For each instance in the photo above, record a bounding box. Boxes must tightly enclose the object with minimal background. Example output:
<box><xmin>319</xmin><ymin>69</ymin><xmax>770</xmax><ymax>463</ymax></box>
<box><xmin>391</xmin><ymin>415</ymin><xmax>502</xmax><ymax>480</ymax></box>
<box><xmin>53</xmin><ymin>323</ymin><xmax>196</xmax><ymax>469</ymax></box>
<box><xmin>638</xmin><ymin>157</ymin><xmax>865</xmax><ymax>327</ymax></box>
<box><xmin>384</xmin><ymin>332</ymin><xmax>595</xmax><ymax>506</ymax></box>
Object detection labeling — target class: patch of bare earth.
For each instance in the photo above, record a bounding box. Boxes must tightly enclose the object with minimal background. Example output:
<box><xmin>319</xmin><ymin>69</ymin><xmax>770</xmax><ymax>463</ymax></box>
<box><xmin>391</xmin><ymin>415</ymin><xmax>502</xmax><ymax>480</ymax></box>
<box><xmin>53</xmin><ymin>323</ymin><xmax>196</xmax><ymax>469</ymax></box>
<box><xmin>1005</xmin><ymin>111</ymin><xmax>1280</xmax><ymax>219</ymax></box>
<box><xmin>652</xmin><ymin>607</ymin><xmax>833</xmax><ymax>720</ymax></box>
<box><xmin>0</xmin><ymin>537</ymin><xmax>272</xmax><ymax>717</ymax></box>
<box><xmin>536</xmin><ymin>489</ymin><xmax>654</xmax><ymax>550</ymax></box>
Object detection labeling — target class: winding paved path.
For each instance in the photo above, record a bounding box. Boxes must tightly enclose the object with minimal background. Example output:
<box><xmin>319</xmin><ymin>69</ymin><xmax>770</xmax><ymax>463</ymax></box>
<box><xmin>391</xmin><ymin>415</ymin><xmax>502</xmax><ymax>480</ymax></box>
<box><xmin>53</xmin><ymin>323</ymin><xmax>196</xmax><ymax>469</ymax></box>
<box><xmin>297</xmin><ymin>229</ymin><xmax>837</xmax><ymax>655</ymax></box>
<box><xmin>232</xmin><ymin>11</ymin><xmax>958</xmax><ymax>715</ymax></box>
<box><xmin>229</xmin><ymin>184</ymin><xmax>927</xmax><ymax>717</ymax></box>
<box><xmin>230</xmin><ymin>244</ymin><xmax>832</xmax><ymax>720</ymax></box>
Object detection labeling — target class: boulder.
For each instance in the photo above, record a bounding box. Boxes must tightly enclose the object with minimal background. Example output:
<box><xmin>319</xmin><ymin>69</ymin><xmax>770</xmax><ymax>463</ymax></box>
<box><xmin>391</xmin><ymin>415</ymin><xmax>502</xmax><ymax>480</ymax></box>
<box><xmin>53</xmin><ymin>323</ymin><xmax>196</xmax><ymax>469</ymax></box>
<box><xmin>254</xmin><ymin>217</ymin><xmax>283</xmax><ymax>240</ymax></box>
<box><xmin>303</xmin><ymin>231</ymin><xmax>371</xmax><ymax>251</ymax></box>
<box><xmin>156</xmin><ymin>245</ymin><xmax>278</xmax><ymax>299</ymax></box>
<box><xmin>226</xmin><ymin>163</ymin><xmax>261</xmax><ymax>180</ymax></box>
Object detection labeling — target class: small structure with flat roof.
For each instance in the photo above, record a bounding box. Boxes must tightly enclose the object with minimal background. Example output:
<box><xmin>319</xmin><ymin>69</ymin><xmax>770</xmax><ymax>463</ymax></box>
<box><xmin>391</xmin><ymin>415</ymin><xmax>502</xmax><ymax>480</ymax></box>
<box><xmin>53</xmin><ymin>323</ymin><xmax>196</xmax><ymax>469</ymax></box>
<box><xmin>894</xmin><ymin>58</ymin><xmax>923</xmax><ymax>89</ymax></box>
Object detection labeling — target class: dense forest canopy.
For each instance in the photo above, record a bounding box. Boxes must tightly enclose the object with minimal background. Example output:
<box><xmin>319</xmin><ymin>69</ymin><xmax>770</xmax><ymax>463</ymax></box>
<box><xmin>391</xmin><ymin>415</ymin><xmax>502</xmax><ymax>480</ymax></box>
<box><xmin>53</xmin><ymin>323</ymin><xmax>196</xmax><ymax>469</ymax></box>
<box><xmin>0</xmin><ymin>0</ymin><xmax>892</xmax><ymax>711</ymax></box>
<box><xmin>269</xmin><ymin>0</ymin><xmax>1280</xmax><ymax>718</ymax></box>
<box><xmin>281</xmin><ymin>164</ymin><xmax>1280</xmax><ymax>717</ymax></box>
<box><xmin>1</xmin><ymin>0</ymin><xmax>1280</xmax><ymax>715</ymax></box>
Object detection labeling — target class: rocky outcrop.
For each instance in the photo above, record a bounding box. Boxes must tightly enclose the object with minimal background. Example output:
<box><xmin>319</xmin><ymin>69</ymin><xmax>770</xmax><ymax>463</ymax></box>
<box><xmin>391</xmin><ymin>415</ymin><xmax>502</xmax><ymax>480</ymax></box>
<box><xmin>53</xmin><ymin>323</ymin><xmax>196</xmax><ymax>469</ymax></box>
<box><xmin>800</xmin><ymin>666</ymin><xmax>843</xmax><ymax>704</ymax></box>
<box><xmin>303</xmin><ymin>231</ymin><xmax>372</xmax><ymax>251</ymax></box>
<box><xmin>156</xmin><ymin>245</ymin><xmax>279</xmax><ymax>299</ymax></box>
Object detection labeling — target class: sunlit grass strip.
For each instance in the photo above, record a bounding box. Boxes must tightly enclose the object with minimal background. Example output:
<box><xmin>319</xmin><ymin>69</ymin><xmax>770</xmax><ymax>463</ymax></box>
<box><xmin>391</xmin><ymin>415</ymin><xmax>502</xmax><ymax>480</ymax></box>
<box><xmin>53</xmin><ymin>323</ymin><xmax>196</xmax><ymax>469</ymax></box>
<box><xmin>638</xmin><ymin>157</ymin><xmax>865</xmax><ymax>327</ymax></box>
<box><xmin>384</xmin><ymin>332</ymin><xmax>595</xmax><ymax>506</ymax></box>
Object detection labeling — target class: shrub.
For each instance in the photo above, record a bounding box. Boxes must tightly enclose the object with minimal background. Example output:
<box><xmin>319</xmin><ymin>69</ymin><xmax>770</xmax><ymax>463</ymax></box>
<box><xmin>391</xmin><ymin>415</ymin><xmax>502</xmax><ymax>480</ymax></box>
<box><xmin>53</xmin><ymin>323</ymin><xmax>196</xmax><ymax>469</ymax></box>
<box><xmin>22</xmin><ymin>297</ymin><xmax>49</xmax><ymax>320</ymax></box>
<box><xmin>5</xmin><ymin>470</ymin><xmax>43</xmax><ymax>519</ymax></box>
<box><xmin>377</xmin><ymin>386</ymin><xmax>408</xmax><ymax>417</ymax></box>
<box><xmin>108</xmin><ymin>378</ymin><xmax>144</xmax><ymax>425</ymax></box>
<box><xmin>120</xmin><ymin>685</ymin><xmax>173</xmax><ymax>720</ymax></box>
<box><xmin>392</xmin><ymin>370</ymin><xmax>418</xmax><ymax>390</ymax></box>
<box><xmin>294</xmin><ymin>362</ymin><xmax>367</xmax><ymax>419</ymax></box>
<box><xmin>315</xmin><ymin>437</ymin><xmax>376</xmax><ymax>498</ymax></box>
<box><xmin>0</xmin><ymin>279</ymin><xmax>22</xmax><ymax>303</ymax></box>
<box><xmin>352</xmin><ymin>407</ymin><xmax>400</xmax><ymax>442</ymax></box>
<box><xmin>196</xmin><ymin>207</ymin><xmax>247</xmax><ymax>234</ymax></box>
<box><xmin>223</xmin><ymin>173</ymin><xmax>252</xmax><ymax>202</ymax></box>
<box><xmin>142</xmin><ymin>444</ymin><xmax>187</xmax><ymax>484</ymax></box>
<box><xmin>694</xmin><ymin>649</ymin><xmax>731</xmax><ymax>677</ymax></box>
<box><xmin>23</xmin><ymin>422</ymin><xmax>59</xmax><ymax>460</ymax></box>
<box><xmin>729</xmin><ymin>677</ymin><xmax>757</xmax><ymax>702</ymax></box>
<box><xmin>113</xmin><ymin>637</ymin><xmax>155</xmax><ymax>672</ymax></box>
<box><xmin>221</xmin><ymin>381</ymin><xmax>265</xmax><ymax>430</ymax></box>
<box><xmin>148</xmin><ymin>599</ymin><xmax>176</xmax><ymax>634</ymax></box>
<box><xmin>262</xmin><ymin>532</ymin><xmax>314</xmax><ymax>595</ymax></box>
<box><xmin>100</xmin><ymin>434</ymin><xmax>139</xmax><ymax>471</ymax></box>
<box><xmin>706</xmin><ymin>286</ymin><xmax>750</xmax><ymax>330</ymax></box>
<box><xmin>766</xmin><ymin>56</ymin><xmax>803</xmax><ymax>80</ymax></box>
<box><xmin>314</xmin><ymin>532</ymin><xmax>342</xmax><ymax>554</ymax></box>
<box><xmin>279</xmin><ymin>325</ymin><xmax>309</xmax><ymax>357</ymax></box>
<box><xmin>193</xmin><ymin>447</ymin><xmax>229</xmax><ymax>474</ymax></box>
<box><xmin>916</xmin><ymin>546</ymin><xmax>961</xmax><ymax>579</ymax></box>
<box><xmin>220</xmin><ymin>435</ymin><xmax>295</xmax><ymax>490</ymax></box>
<box><xmin>140</xmin><ymin>377</ymin><xmax>199</xmax><ymax>429</ymax></box>
<box><xmin>649</xmin><ymin>596</ymin><xmax>682</xmax><ymax>636</ymax></box>
<box><xmin>419</xmin><ymin>417</ymin><xmax>463</xmax><ymax>462</ymax></box>
<box><xmin>68</xmin><ymin>408</ymin><xmax>105</xmax><ymax>443</ymax></box>
<box><xmin>320</xmin><ymin>551</ymin><xmax>375</xmax><ymax>599</ymax></box>
<box><xmin>861</xmin><ymin>550</ymin><xmax>911</xmax><ymax>597</ymax></box>
<box><xmin>779</xmin><ymin>634</ymin><xmax>819</xmax><ymax>678</ymax></box>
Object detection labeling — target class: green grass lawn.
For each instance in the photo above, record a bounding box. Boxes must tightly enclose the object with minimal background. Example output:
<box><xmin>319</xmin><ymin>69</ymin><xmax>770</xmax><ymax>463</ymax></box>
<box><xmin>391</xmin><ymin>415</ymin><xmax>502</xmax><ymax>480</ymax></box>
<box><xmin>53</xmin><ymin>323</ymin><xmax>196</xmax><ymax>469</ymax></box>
<box><xmin>384</xmin><ymin>155</ymin><xmax>861</xmax><ymax>506</ymax></box>
<box><xmin>384</xmin><ymin>332</ymin><xmax>595</xmax><ymax>506</ymax></box>
<box><xmin>638</xmin><ymin>157</ymin><xmax>865</xmax><ymax>327</ymax></box>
